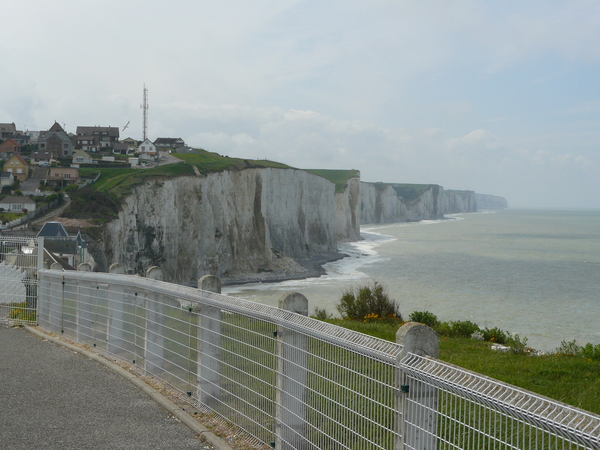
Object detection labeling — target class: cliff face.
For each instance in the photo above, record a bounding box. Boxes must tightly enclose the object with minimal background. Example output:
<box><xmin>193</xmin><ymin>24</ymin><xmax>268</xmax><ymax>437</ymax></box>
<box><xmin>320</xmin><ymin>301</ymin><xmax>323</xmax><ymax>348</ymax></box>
<box><xmin>101</xmin><ymin>166</ymin><xmax>485</xmax><ymax>283</ymax></box>
<box><xmin>359</xmin><ymin>182</ymin><xmax>408</xmax><ymax>224</ymax></box>
<box><xmin>103</xmin><ymin>168</ymin><xmax>339</xmax><ymax>284</ymax></box>
<box><xmin>441</xmin><ymin>190</ymin><xmax>478</xmax><ymax>215</ymax></box>
<box><xmin>358</xmin><ymin>183</ymin><xmax>477</xmax><ymax>224</ymax></box>
<box><xmin>475</xmin><ymin>193</ymin><xmax>508</xmax><ymax>209</ymax></box>
<box><xmin>334</xmin><ymin>177</ymin><xmax>361</xmax><ymax>242</ymax></box>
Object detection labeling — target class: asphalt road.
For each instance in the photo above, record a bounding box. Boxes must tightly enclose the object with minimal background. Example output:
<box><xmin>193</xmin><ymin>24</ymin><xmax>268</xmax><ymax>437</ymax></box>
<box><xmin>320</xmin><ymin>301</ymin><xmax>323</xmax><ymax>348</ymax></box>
<box><xmin>0</xmin><ymin>325</ymin><xmax>211</xmax><ymax>449</ymax></box>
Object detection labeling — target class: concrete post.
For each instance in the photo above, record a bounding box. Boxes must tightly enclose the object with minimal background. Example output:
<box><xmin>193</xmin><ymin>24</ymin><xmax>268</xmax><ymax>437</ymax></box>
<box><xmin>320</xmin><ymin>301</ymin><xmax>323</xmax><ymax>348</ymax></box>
<box><xmin>37</xmin><ymin>271</ymin><xmax>62</xmax><ymax>332</ymax></box>
<box><xmin>275</xmin><ymin>292</ymin><xmax>309</xmax><ymax>450</ymax></box>
<box><xmin>198</xmin><ymin>274</ymin><xmax>221</xmax><ymax>294</ymax></box>
<box><xmin>107</xmin><ymin>282</ymin><xmax>127</xmax><ymax>358</ymax></box>
<box><xmin>76</xmin><ymin>278</ymin><xmax>96</xmax><ymax>343</ymax></box>
<box><xmin>109</xmin><ymin>263</ymin><xmax>126</xmax><ymax>274</ymax></box>
<box><xmin>77</xmin><ymin>262</ymin><xmax>93</xmax><ymax>271</ymax></box>
<box><xmin>197</xmin><ymin>276</ymin><xmax>222</xmax><ymax>406</ymax></box>
<box><xmin>145</xmin><ymin>266</ymin><xmax>164</xmax><ymax>281</ymax></box>
<box><xmin>395</xmin><ymin>322</ymin><xmax>439</xmax><ymax>450</ymax></box>
<box><xmin>143</xmin><ymin>288</ymin><xmax>166</xmax><ymax>375</ymax></box>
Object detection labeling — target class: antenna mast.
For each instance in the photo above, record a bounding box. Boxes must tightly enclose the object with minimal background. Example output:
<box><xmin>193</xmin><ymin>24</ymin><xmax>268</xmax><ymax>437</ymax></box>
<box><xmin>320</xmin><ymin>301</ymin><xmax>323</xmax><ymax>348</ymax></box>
<box><xmin>141</xmin><ymin>84</ymin><xmax>149</xmax><ymax>141</ymax></box>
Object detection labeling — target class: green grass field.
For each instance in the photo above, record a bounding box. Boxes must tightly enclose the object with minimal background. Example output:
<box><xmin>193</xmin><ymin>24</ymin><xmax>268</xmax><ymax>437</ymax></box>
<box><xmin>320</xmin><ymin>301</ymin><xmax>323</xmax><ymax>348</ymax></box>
<box><xmin>173</xmin><ymin>150</ymin><xmax>292</xmax><ymax>173</ymax></box>
<box><xmin>304</xmin><ymin>169</ymin><xmax>360</xmax><ymax>193</ymax></box>
<box><xmin>319</xmin><ymin>318</ymin><xmax>600</xmax><ymax>415</ymax></box>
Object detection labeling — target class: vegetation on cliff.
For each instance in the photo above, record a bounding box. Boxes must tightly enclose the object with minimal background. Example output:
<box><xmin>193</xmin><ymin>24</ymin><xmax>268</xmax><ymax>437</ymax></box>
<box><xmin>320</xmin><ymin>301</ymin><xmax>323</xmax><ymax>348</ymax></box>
<box><xmin>304</xmin><ymin>169</ymin><xmax>360</xmax><ymax>193</ymax></box>
<box><xmin>64</xmin><ymin>150</ymin><xmax>295</xmax><ymax>221</ymax></box>
<box><xmin>174</xmin><ymin>149</ymin><xmax>292</xmax><ymax>173</ymax></box>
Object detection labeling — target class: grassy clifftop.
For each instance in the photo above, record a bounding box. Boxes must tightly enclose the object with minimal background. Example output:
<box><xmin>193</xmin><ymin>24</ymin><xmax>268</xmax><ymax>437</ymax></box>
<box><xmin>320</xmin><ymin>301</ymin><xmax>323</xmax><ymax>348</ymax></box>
<box><xmin>304</xmin><ymin>169</ymin><xmax>360</xmax><ymax>193</ymax></box>
<box><xmin>174</xmin><ymin>150</ymin><xmax>292</xmax><ymax>173</ymax></box>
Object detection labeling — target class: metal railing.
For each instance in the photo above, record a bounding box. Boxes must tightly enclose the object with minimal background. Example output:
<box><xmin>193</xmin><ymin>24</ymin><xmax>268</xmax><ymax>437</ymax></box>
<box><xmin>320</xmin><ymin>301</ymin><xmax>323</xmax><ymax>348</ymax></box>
<box><xmin>0</xmin><ymin>236</ymin><xmax>43</xmax><ymax>324</ymax></box>
<box><xmin>36</xmin><ymin>270</ymin><xmax>600</xmax><ymax>449</ymax></box>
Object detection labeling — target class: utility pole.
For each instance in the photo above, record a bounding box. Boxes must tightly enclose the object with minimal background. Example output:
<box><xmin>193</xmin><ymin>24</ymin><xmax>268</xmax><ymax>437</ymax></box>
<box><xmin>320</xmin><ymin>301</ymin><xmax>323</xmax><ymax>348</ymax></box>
<box><xmin>141</xmin><ymin>84</ymin><xmax>149</xmax><ymax>141</ymax></box>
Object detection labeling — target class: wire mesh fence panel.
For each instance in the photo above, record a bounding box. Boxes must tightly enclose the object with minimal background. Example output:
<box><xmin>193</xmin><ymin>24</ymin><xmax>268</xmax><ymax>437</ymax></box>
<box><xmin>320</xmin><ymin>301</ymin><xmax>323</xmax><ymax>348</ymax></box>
<box><xmin>0</xmin><ymin>237</ymin><xmax>42</xmax><ymax>325</ymax></box>
<box><xmin>401</xmin><ymin>353</ymin><xmax>600</xmax><ymax>450</ymax></box>
<box><xmin>303</xmin><ymin>339</ymin><xmax>398</xmax><ymax>450</ymax></box>
<box><xmin>36</xmin><ymin>270</ymin><xmax>600</xmax><ymax>450</ymax></box>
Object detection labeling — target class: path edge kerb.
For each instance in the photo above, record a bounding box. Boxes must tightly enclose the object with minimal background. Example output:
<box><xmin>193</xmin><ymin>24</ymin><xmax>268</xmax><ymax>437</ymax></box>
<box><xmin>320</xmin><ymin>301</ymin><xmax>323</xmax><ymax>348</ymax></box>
<box><xmin>25</xmin><ymin>326</ymin><xmax>233</xmax><ymax>450</ymax></box>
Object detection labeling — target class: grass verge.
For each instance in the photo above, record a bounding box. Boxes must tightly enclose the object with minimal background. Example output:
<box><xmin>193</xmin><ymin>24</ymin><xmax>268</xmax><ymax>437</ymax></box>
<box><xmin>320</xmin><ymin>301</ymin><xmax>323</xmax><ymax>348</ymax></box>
<box><xmin>317</xmin><ymin>318</ymin><xmax>600</xmax><ymax>415</ymax></box>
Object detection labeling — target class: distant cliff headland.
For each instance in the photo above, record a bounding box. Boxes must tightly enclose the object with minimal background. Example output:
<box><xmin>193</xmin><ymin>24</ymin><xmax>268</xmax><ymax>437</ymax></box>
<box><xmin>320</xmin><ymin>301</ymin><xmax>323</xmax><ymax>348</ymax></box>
<box><xmin>64</xmin><ymin>150</ymin><xmax>507</xmax><ymax>285</ymax></box>
<box><xmin>475</xmin><ymin>193</ymin><xmax>509</xmax><ymax>209</ymax></box>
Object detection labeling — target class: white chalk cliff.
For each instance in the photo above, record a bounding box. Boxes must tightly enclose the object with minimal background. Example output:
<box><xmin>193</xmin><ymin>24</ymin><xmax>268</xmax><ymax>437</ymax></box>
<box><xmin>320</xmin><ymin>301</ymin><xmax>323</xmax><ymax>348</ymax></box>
<box><xmin>104</xmin><ymin>168</ymin><xmax>340</xmax><ymax>284</ymax></box>
<box><xmin>102</xmin><ymin>168</ymin><xmax>482</xmax><ymax>283</ymax></box>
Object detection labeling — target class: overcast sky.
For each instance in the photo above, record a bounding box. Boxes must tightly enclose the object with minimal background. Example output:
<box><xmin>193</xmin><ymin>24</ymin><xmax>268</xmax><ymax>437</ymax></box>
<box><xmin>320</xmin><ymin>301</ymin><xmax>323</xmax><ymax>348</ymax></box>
<box><xmin>2</xmin><ymin>1</ymin><xmax>600</xmax><ymax>208</ymax></box>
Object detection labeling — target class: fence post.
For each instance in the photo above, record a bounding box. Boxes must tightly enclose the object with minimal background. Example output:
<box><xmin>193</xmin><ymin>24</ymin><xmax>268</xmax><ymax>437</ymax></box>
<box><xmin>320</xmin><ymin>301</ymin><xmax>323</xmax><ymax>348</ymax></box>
<box><xmin>395</xmin><ymin>322</ymin><xmax>439</xmax><ymax>450</ymax></box>
<box><xmin>107</xmin><ymin>281</ymin><xmax>127</xmax><ymax>357</ymax></box>
<box><xmin>144</xmin><ymin>267</ymin><xmax>166</xmax><ymax>375</ymax></box>
<box><xmin>109</xmin><ymin>263</ymin><xmax>126</xmax><ymax>274</ymax></box>
<box><xmin>197</xmin><ymin>275</ymin><xmax>222</xmax><ymax>406</ymax></box>
<box><xmin>275</xmin><ymin>292</ymin><xmax>308</xmax><ymax>450</ymax></box>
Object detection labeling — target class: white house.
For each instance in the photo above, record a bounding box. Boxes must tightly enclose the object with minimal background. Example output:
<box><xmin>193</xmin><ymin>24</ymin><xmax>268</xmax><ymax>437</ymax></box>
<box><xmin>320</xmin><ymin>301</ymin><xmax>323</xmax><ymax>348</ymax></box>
<box><xmin>137</xmin><ymin>138</ymin><xmax>157</xmax><ymax>156</ymax></box>
<box><xmin>0</xmin><ymin>195</ymin><xmax>36</xmax><ymax>212</ymax></box>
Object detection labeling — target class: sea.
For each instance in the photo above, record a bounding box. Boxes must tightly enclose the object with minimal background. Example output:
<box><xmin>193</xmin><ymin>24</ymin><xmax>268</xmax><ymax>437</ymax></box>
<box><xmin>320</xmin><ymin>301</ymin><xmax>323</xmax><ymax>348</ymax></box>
<box><xmin>223</xmin><ymin>209</ymin><xmax>600</xmax><ymax>352</ymax></box>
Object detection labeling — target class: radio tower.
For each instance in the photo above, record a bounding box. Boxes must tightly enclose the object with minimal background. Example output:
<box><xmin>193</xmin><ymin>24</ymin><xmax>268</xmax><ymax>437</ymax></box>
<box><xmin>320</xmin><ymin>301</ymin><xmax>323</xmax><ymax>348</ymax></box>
<box><xmin>141</xmin><ymin>84</ymin><xmax>149</xmax><ymax>141</ymax></box>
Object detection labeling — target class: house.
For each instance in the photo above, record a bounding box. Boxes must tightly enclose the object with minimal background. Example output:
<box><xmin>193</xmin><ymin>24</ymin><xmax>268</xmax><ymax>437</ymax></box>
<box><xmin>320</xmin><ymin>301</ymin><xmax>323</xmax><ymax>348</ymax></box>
<box><xmin>36</xmin><ymin>122</ymin><xmax>73</xmax><ymax>160</ymax></box>
<box><xmin>0</xmin><ymin>138</ymin><xmax>20</xmax><ymax>158</ymax></box>
<box><xmin>36</xmin><ymin>221</ymin><xmax>93</xmax><ymax>269</ymax></box>
<box><xmin>0</xmin><ymin>123</ymin><xmax>17</xmax><ymax>139</ymax></box>
<box><xmin>0</xmin><ymin>195</ymin><xmax>36</xmax><ymax>212</ymax></box>
<box><xmin>121</xmin><ymin>137</ymin><xmax>139</xmax><ymax>147</ymax></box>
<box><xmin>3</xmin><ymin>154</ymin><xmax>30</xmax><ymax>182</ymax></box>
<box><xmin>75</xmin><ymin>126</ymin><xmax>119</xmax><ymax>150</ymax></box>
<box><xmin>154</xmin><ymin>137</ymin><xmax>185</xmax><ymax>150</ymax></box>
<box><xmin>137</xmin><ymin>138</ymin><xmax>157</xmax><ymax>155</ymax></box>
<box><xmin>0</xmin><ymin>171</ymin><xmax>15</xmax><ymax>187</ymax></box>
<box><xmin>112</xmin><ymin>142</ymin><xmax>133</xmax><ymax>155</ymax></box>
<box><xmin>72</xmin><ymin>149</ymin><xmax>93</xmax><ymax>165</ymax></box>
<box><xmin>46</xmin><ymin>167</ymin><xmax>79</xmax><ymax>186</ymax></box>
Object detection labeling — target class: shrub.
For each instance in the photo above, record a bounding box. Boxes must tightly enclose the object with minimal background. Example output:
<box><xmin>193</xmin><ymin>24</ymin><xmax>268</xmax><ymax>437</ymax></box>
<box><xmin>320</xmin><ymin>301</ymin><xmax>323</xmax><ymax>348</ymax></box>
<box><xmin>555</xmin><ymin>340</ymin><xmax>581</xmax><ymax>357</ymax></box>
<box><xmin>482</xmin><ymin>327</ymin><xmax>508</xmax><ymax>344</ymax></box>
<box><xmin>408</xmin><ymin>310</ymin><xmax>438</xmax><ymax>327</ymax></box>
<box><xmin>336</xmin><ymin>281</ymin><xmax>402</xmax><ymax>322</ymax></box>
<box><xmin>450</xmin><ymin>320</ymin><xmax>481</xmax><ymax>338</ymax></box>
<box><xmin>312</xmin><ymin>307</ymin><xmax>332</xmax><ymax>320</ymax></box>
<box><xmin>581</xmin><ymin>343</ymin><xmax>600</xmax><ymax>361</ymax></box>
<box><xmin>506</xmin><ymin>334</ymin><xmax>529</xmax><ymax>355</ymax></box>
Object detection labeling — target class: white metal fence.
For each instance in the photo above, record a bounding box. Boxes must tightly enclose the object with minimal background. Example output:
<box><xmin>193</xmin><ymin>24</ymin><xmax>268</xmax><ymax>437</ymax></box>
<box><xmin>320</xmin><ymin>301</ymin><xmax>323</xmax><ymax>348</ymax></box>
<box><xmin>36</xmin><ymin>270</ymin><xmax>600</xmax><ymax>450</ymax></box>
<box><xmin>0</xmin><ymin>236</ymin><xmax>43</xmax><ymax>324</ymax></box>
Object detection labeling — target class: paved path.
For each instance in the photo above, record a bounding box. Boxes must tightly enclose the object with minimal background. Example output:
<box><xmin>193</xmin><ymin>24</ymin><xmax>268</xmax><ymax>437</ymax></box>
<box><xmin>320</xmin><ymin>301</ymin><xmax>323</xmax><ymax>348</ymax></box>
<box><xmin>0</xmin><ymin>325</ymin><xmax>214</xmax><ymax>449</ymax></box>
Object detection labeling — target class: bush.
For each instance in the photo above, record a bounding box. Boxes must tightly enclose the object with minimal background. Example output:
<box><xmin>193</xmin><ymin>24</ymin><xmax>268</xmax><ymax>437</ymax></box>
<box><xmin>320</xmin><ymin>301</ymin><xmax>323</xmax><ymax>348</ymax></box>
<box><xmin>312</xmin><ymin>307</ymin><xmax>332</xmax><ymax>320</ymax></box>
<box><xmin>506</xmin><ymin>334</ymin><xmax>529</xmax><ymax>355</ymax></box>
<box><xmin>482</xmin><ymin>327</ymin><xmax>508</xmax><ymax>344</ymax></box>
<box><xmin>448</xmin><ymin>320</ymin><xmax>481</xmax><ymax>338</ymax></box>
<box><xmin>408</xmin><ymin>310</ymin><xmax>438</xmax><ymax>327</ymax></box>
<box><xmin>336</xmin><ymin>281</ymin><xmax>402</xmax><ymax>322</ymax></box>
<box><xmin>581</xmin><ymin>343</ymin><xmax>600</xmax><ymax>361</ymax></box>
<box><xmin>555</xmin><ymin>340</ymin><xmax>581</xmax><ymax>357</ymax></box>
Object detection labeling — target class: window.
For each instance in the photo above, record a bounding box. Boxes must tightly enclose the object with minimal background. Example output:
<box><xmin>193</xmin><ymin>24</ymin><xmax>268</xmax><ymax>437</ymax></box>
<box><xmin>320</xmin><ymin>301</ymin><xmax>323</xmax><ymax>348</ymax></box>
<box><xmin>64</xmin><ymin>173</ymin><xmax>70</xmax><ymax>179</ymax></box>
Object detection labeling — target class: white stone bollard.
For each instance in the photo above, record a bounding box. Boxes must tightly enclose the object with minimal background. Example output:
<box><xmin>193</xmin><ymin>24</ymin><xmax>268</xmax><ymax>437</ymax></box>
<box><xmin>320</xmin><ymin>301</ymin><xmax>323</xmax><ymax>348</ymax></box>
<box><xmin>275</xmin><ymin>292</ymin><xmax>309</xmax><ymax>450</ymax></box>
<box><xmin>396</xmin><ymin>322</ymin><xmax>439</xmax><ymax>450</ymax></box>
